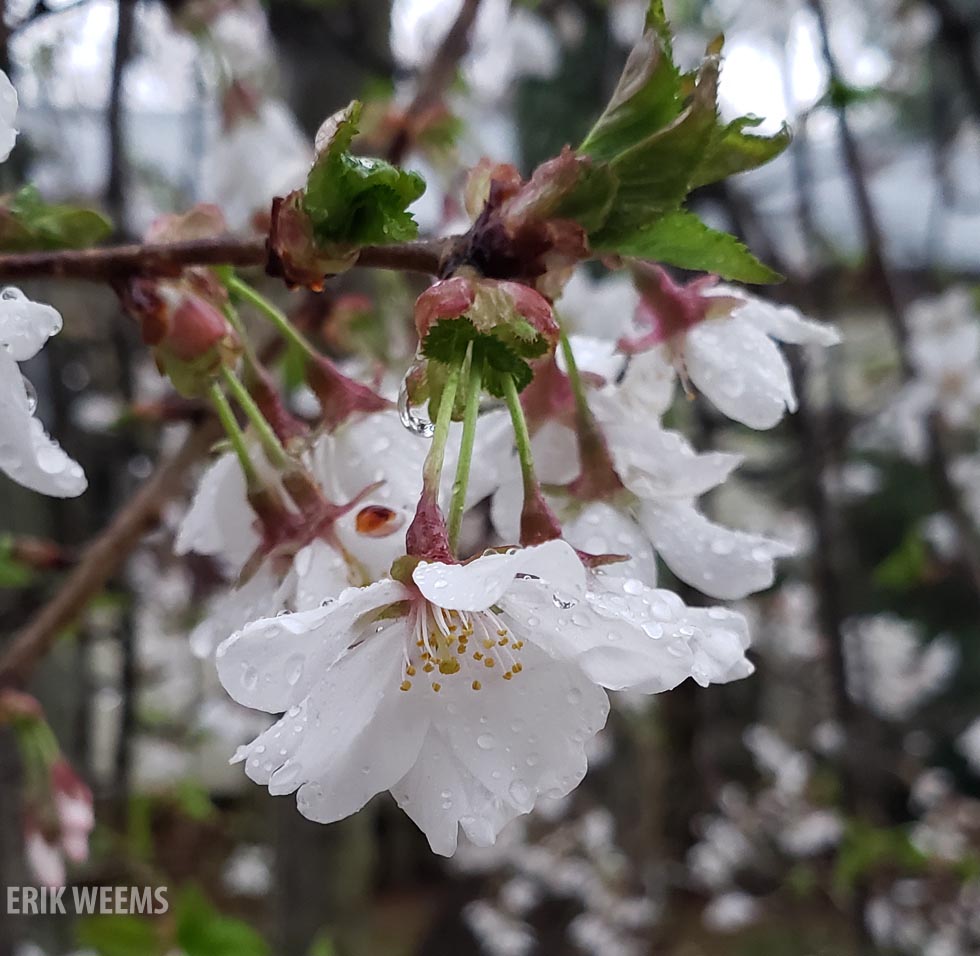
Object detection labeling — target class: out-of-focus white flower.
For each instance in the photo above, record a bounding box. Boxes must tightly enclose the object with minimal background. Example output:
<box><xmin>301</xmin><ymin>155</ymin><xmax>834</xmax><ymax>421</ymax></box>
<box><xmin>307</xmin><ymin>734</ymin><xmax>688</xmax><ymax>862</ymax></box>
<box><xmin>222</xmin><ymin>844</ymin><xmax>273</xmax><ymax>897</ymax></box>
<box><xmin>217</xmin><ymin>540</ymin><xmax>751</xmax><ymax>854</ymax></box>
<box><xmin>0</xmin><ymin>288</ymin><xmax>87</xmax><ymax>497</ymax></box>
<box><xmin>744</xmin><ymin>725</ymin><xmax>810</xmax><ymax>796</ymax></box>
<box><xmin>702</xmin><ymin>891</ymin><xmax>761</xmax><ymax>933</ymax></box>
<box><xmin>956</xmin><ymin>719</ymin><xmax>980</xmax><ymax>776</ymax></box>
<box><xmin>206</xmin><ymin>99</ymin><xmax>312</xmax><ymax>231</ymax></box>
<box><xmin>844</xmin><ymin>614</ymin><xmax>957</xmax><ymax>721</ymax></box>
<box><xmin>779</xmin><ymin>809</ymin><xmax>844</xmax><ymax>857</ymax></box>
<box><xmin>864</xmin><ymin>288</ymin><xmax>980</xmax><ymax>460</ymax></box>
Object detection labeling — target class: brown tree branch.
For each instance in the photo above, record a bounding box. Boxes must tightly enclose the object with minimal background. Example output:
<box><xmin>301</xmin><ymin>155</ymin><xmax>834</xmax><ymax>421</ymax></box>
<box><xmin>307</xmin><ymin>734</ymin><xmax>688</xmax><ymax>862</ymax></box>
<box><xmin>0</xmin><ymin>235</ymin><xmax>456</xmax><ymax>282</ymax></box>
<box><xmin>0</xmin><ymin>418</ymin><xmax>222</xmax><ymax>687</ymax></box>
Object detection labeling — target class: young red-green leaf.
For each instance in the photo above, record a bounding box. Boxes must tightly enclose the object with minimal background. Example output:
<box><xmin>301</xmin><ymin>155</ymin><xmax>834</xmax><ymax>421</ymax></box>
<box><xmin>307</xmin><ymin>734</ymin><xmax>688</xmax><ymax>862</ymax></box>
<box><xmin>303</xmin><ymin>100</ymin><xmax>426</xmax><ymax>246</ymax></box>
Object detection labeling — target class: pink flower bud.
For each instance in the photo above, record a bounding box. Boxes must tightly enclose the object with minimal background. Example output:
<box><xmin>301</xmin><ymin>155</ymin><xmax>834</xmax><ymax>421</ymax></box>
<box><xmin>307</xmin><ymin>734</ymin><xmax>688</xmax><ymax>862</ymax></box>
<box><xmin>167</xmin><ymin>295</ymin><xmax>232</xmax><ymax>362</ymax></box>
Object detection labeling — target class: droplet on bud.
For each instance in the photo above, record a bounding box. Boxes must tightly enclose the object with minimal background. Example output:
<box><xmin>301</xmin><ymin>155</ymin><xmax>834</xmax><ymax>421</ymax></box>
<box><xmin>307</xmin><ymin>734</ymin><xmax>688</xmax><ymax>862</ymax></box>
<box><xmin>398</xmin><ymin>371</ymin><xmax>434</xmax><ymax>437</ymax></box>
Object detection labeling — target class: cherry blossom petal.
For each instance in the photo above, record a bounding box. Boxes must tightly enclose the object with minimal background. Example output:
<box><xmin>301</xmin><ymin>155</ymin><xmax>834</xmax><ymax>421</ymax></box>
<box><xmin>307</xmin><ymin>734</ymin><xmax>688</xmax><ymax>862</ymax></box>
<box><xmin>216</xmin><ymin>578</ymin><xmax>408</xmax><ymax>712</ymax></box>
<box><xmin>438</xmin><ymin>643</ymin><xmax>609</xmax><ymax>810</ymax></box>
<box><xmin>295</xmin><ymin>641</ymin><xmax>430</xmax><ymax>821</ymax></box>
<box><xmin>234</xmin><ymin>623</ymin><xmax>410</xmax><ymax>792</ymax></box>
<box><xmin>392</xmin><ymin>728</ymin><xmax>524</xmax><ymax>855</ymax></box>
<box><xmin>600</xmin><ymin>416</ymin><xmax>741</xmax><ymax>499</ymax></box>
<box><xmin>0</xmin><ymin>288</ymin><xmax>61</xmax><ymax>361</ymax></box>
<box><xmin>414</xmin><ymin>539</ymin><xmax>584</xmax><ymax>612</ymax></box>
<box><xmin>714</xmin><ymin>289</ymin><xmax>841</xmax><ymax>347</ymax></box>
<box><xmin>284</xmin><ymin>538</ymin><xmax>358</xmax><ymax>611</ymax></box>
<box><xmin>0</xmin><ymin>349</ymin><xmax>87</xmax><ymax>497</ymax></box>
<box><xmin>681</xmin><ymin>606</ymin><xmax>753</xmax><ymax>686</ymax></box>
<box><xmin>636</xmin><ymin>499</ymin><xmax>793</xmax><ymax>600</ymax></box>
<box><xmin>685</xmin><ymin>315</ymin><xmax>796</xmax><ymax>429</ymax></box>
<box><xmin>0</xmin><ymin>71</ymin><xmax>17</xmax><ymax>164</ymax></box>
<box><xmin>604</xmin><ymin>348</ymin><xmax>676</xmax><ymax>417</ymax></box>
<box><xmin>559</xmin><ymin>502</ymin><xmax>657</xmax><ymax>584</ymax></box>
<box><xmin>175</xmin><ymin>451</ymin><xmax>260</xmax><ymax>574</ymax></box>
<box><xmin>501</xmin><ymin>577</ymin><xmax>693</xmax><ymax>691</ymax></box>
<box><xmin>189</xmin><ymin>564</ymin><xmax>282</xmax><ymax>660</ymax></box>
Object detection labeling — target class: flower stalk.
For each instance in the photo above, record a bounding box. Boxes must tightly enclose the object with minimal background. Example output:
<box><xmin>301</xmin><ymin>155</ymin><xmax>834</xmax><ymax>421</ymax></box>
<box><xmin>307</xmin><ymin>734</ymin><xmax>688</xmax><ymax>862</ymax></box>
<box><xmin>406</xmin><ymin>363</ymin><xmax>462</xmax><ymax>561</ymax></box>
<box><xmin>447</xmin><ymin>345</ymin><xmax>483</xmax><ymax>552</ymax></box>
<box><xmin>502</xmin><ymin>374</ymin><xmax>563</xmax><ymax>546</ymax></box>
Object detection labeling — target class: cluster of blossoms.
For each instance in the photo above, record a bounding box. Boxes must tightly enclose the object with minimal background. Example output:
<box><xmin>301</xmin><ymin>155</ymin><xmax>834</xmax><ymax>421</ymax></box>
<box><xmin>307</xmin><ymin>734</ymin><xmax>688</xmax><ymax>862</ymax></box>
<box><xmin>182</xmin><ymin>247</ymin><xmax>839</xmax><ymax>853</ymax></box>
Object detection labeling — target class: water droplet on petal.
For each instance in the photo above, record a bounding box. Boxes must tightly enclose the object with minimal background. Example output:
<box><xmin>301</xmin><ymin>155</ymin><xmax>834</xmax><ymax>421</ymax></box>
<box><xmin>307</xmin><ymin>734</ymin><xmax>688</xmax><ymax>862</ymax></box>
<box><xmin>285</xmin><ymin>654</ymin><xmax>305</xmax><ymax>686</ymax></box>
<box><xmin>21</xmin><ymin>375</ymin><xmax>37</xmax><ymax>413</ymax></box>
<box><xmin>241</xmin><ymin>664</ymin><xmax>259</xmax><ymax>690</ymax></box>
<box><xmin>476</xmin><ymin>733</ymin><xmax>496</xmax><ymax>750</ymax></box>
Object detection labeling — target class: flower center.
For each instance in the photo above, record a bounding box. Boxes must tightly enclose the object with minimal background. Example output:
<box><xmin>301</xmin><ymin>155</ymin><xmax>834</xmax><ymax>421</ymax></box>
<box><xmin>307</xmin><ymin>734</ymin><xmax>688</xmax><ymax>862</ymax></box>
<box><xmin>399</xmin><ymin>602</ymin><xmax>525</xmax><ymax>693</ymax></box>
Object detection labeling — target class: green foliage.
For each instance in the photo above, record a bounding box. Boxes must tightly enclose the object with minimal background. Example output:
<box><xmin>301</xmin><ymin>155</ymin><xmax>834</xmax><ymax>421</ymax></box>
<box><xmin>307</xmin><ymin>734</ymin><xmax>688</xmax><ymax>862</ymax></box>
<box><xmin>573</xmin><ymin>2</ymin><xmax>787</xmax><ymax>281</ymax></box>
<box><xmin>833</xmin><ymin>821</ymin><xmax>927</xmax><ymax>896</ymax></box>
<box><xmin>175</xmin><ymin>887</ymin><xmax>269</xmax><ymax>956</ymax></box>
<box><xmin>605</xmin><ymin>209</ymin><xmax>781</xmax><ymax>283</ymax></box>
<box><xmin>303</xmin><ymin>101</ymin><xmax>426</xmax><ymax>247</ymax></box>
<box><xmin>0</xmin><ymin>534</ymin><xmax>34</xmax><ymax>588</ymax></box>
<box><xmin>873</xmin><ymin>528</ymin><xmax>928</xmax><ymax>589</ymax></box>
<box><xmin>76</xmin><ymin>915</ymin><xmax>165</xmax><ymax>956</ymax></box>
<box><xmin>0</xmin><ymin>186</ymin><xmax>112</xmax><ymax>251</ymax></box>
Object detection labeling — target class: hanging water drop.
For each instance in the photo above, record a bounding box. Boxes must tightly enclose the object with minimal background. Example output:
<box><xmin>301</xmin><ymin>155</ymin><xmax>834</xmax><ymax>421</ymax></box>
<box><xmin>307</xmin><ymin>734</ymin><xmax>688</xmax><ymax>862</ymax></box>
<box><xmin>398</xmin><ymin>370</ymin><xmax>435</xmax><ymax>437</ymax></box>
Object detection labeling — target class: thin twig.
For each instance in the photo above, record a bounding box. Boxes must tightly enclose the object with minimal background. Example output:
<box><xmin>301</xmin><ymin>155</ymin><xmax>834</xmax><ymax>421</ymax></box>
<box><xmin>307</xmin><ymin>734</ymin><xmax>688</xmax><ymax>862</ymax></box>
<box><xmin>0</xmin><ymin>235</ymin><xmax>456</xmax><ymax>281</ymax></box>
<box><xmin>0</xmin><ymin>418</ymin><xmax>222</xmax><ymax>687</ymax></box>
<box><xmin>387</xmin><ymin>0</ymin><xmax>483</xmax><ymax>164</ymax></box>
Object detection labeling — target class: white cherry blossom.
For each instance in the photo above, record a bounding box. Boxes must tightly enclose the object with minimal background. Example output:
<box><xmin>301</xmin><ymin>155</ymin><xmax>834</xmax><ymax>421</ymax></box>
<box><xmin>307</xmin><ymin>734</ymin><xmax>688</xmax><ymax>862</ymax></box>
<box><xmin>492</xmin><ymin>399</ymin><xmax>793</xmax><ymax>599</ymax></box>
<box><xmin>0</xmin><ymin>288</ymin><xmax>87</xmax><ymax>497</ymax></box>
<box><xmin>216</xmin><ymin>540</ymin><xmax>751</xmax><ymax>854</ymax></box>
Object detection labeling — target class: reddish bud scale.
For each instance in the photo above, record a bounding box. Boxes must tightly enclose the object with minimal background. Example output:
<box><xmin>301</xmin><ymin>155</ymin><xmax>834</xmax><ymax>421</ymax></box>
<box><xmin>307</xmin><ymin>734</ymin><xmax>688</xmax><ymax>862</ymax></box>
<box><xmin>405</xmin><ymin>495</ymin><xmax>454</xmax><ymax>564</ymax></box>
<box><xmin>167</xmin><ymin>295</ymin><xmax>231</xmax><ymax>362</ymax></box>
<box><xmin>519</xmin><ymin>484</ymin><xmax>564</xmax><ymax>548</ymax></box>
<box><xmin>306</xmin><ymin>355</ymin><xmax>392</xmax><ymax>431</ymax></box>
<box><xmin>414</xmin><ymin>276</ymin><xmax>476</xmax><ymax>339</ymax></box>
<box><xmin>244</xmin><ymin>364</ymin><xmax>308</xmax><ymax>445</ymax></box>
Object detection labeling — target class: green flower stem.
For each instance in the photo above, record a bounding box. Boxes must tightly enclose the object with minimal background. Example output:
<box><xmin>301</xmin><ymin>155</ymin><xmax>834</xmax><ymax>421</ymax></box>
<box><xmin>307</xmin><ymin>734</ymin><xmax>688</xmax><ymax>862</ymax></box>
<box><xmin>502</xmin><ymin>373</ymin><xmax>538</xmax><ymax>497</ymax></box>
<box><xmin>220</xmin><ymin>366</ymin><xmax>291</xmax><ymax>470</ymax></box>
<box><xmin>224</xmin><ymin>273</ymin><xmax>318</xmax><ymax>359</ymax></box>
<box><xmin>208</xmin><ymin>382</ymin><xmax>260</xmax><ymax>490</ymax></box>
<box><xmin>421</xmin><ymin>364</ymin><xmax>462</xmax><ymax>502</ymax></box>
<box><xmin>560</xmin><ymin>329</ymin><xmax>592</xmax><ymax>425</ymax></box>
<box><xmin>447</xmin><ymin>348</ymin><xmax>483</xmax><ymax>553</ymax></box>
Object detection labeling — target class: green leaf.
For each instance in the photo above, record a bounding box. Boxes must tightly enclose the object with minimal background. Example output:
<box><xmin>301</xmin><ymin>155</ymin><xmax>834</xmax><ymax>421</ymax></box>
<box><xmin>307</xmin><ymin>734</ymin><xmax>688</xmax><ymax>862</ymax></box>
<box><xmin>303</xmin><ymin>101</ymin><xmax>426</xmax><ymax>247</ymax></box>
<box><xmin>76</xmin><ymin>915</ymin><xmax>164</xmax><ymax>956</ymax></box>
<box><xmin>579</xmin><ymin>11</ymin><xmax>682</xmax><ymax>163</ymax></box>
<box><xmin>0</xmin><ymin>186</ymin><xmax>112</xmax><ymax>251</ymax></box>
<box><xmin>594</xmin><ymin>208</ymin><xmax>781</xmax><ymax>283</ymax></box>
<box><xmin>176</xmin><ymin>887</ymin><xmax>269</xmax><ymax>956</ymax></box>
<box><xmin>691</xmin><ymin>116</ymin><xmax>792</xmax><ymax>189</ymax></box>
<box><xmin>593</xmin><ymin>55</ymin><xmax>721</xmax><ymax>239</ymax></box>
